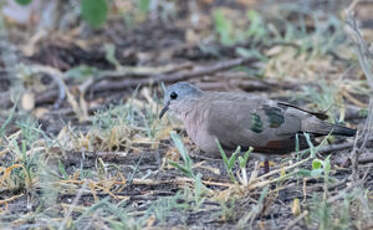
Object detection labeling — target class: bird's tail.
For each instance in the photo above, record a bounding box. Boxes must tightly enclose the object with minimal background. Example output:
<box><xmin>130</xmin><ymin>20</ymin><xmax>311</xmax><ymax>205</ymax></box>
<box><xmin>329</xmin><ymin>124</ymin><xmax>356</xmax><ymax>136</ymax></box>
<box><xmin>302</xmin><ymin>118</ymin><xmax>356</xmax><ymax>137</ymax></box>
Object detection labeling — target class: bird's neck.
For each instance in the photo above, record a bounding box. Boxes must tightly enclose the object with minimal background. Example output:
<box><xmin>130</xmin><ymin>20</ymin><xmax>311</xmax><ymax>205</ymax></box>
<box><xmin>178</xmin><ymin>96</ymin><xmax>200</xmax><ymax>119</ymax></box>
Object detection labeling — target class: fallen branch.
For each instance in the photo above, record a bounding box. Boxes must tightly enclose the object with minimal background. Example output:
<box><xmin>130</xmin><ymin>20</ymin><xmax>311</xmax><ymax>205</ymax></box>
<box><xmin>316</xmin><ymin>136</ymin><xmax>373</xmax><ymax>154</ymax></box>
<box><xmin>358</xmin><ymin>156</ymin><xmax>373</xmax><ymax>165</ymax></box>
<box><xmin>89</xmin><ymin>57</ymin><xmax>258</xmax><ymax>93</ymax></box>
<box><xmin>24</xmin><ymin>57</ymin><xmax>258</xmax><ymax>107</ymax></box>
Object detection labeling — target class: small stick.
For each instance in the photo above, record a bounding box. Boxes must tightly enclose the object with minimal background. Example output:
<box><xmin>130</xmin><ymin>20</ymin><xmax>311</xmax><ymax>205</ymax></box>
<box><xmin>284</xmin><ymin>211</ymin><xmax>309</xmax><ymax>230</ymax></box>
<box><xmin>251</xmin><ymin>157</ymin><xmax>312</xmax><ymax>183</ymax></box>
<box><xmin>59</xmin><ymin>181</ymin><xmax>87</xmax><ymax>230</ymax></box>
<box><xmin>316</xmin><ymin>137</ymin><xmax>373</xmax><ymax>154</ymax></box>
<box><xmin>29</xmin><ymin>65</ymin><xmax>66</xmax><ymax>109</ymax></box>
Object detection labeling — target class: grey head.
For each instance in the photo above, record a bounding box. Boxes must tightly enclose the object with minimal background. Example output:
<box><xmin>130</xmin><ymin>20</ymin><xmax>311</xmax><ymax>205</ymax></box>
<box><xmin>159</xmin><ymin>82</ymin><xmax>204</xmax><ymax>119</ymax></box>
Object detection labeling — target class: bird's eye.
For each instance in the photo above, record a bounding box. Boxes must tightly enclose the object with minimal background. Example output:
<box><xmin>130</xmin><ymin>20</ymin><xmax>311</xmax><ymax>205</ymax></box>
<box><xmin>170</xmin><ymin>92</ymin><xmax>178</xmax><ymax>100</ymax></box>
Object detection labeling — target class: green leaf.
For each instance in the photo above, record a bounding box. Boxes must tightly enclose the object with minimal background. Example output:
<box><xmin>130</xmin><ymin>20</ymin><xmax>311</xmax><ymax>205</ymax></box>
<box><xmin>21</xmin><ymin>140</ymin><xmax>27</xmax><ymax>160</ymax></box>
<box><xmin>0</xmin><ymin>102</ymin><xmax>17</xmax><ymax>136</ymax></box>
<box><xmin>15</xmin><ymin>0</ymin><xmax>32</xmax><ymax>5</ymax></box>
<box><xmin>138</xmin><ymin>0</ymin><xmax>151</xmax><ymax>13</ymax></box>
<box><xmin>169</xmin><ymin>161</ymin><xmax>193</xmax><ymax>178</ymax></box>
<box><xmin>304</xmin><ymin>132</ymin><xmax>316</xmax><ymax>157</ymax></box>
<box><xmin>235</xmin><ymin>47</ymin><xmax>253</xmax><ymax>58</ymax></box>
<box><xmin>216</xmin><ymin>139</ymin><xmax>229</xmax><ymax>165</ymax></box>
<box><xmin>236</xmin><ymin>47</ymin><xmax>267</xmax><ymax>61</ymax></box>
<box><xmin>358</xmin><ymin>108</ymin><xmax>368</xmax><ymax>118</ymax></box>
<box><xmin>58</xmin><ymin>160</ymin><xmax>69</xmax><ymax>180</ymax></box>
<box><xmin>247</xmin><ymin>10</ymin><xmax>266</xmax><ymax>39</ymax></box>
<box><xmin>312</xmin><ymin>159</ymin><xmax>323</xmax><ymax>170</ymax></box>
<box><xmin>295</xmin><ymin>134</ymin><xmax>300</xmax><ymax>153</ymax></box>
<box><xmin>297</xmin><ymin>169</ymin><xmax>312</xmax><ymax>177</ymax></box>
<box><xmin>239</xmin><ymin>147</ymin><xmax>253</xmax><ymax>168</ymax></box>
<box><xmin>238</xmin><ymin>156</ymin><xmax>244</xmax><ymax>168</ymax></box>
<box><xmin>213</xmin><ymin>9</ymin><xmax>234</xmax><ymax>46</ymax></box>
<box><xmin>65</xmin><ymin>65</ymin><xmax>98</xmax><ymax>82</ymax></box>
<box><xmin>311</xmin><ymin>168</ymin><xmax>323</xmax><ymax>177</ymax></box>
<box><xmin>81</xmin><ymin>0</ymin><xmax>108</xmax><ymax>28</ymax></box>
<box><xmin>104</xmin><ymin>43</ymin><xmax>120</xmax><ymax>68</ymax></box>
<box><xmin>170</xmin><ymin>132</ymin><xmax>194</xmax><ymax>178</ymax></box>
<box><xmin>216</xmin><ymin>139</ymin><xmax>237</xmax><ymax>183</ymax></box>
<box><xmin>171</xmin><ymin>132</ymin><xmax>189</xmax><ymax>164</ymax></box>
<box><xmin>323</xmin><ymin>155</ymin><xmax>331</xmax><ymax>172</ymax></box>
<box><xmin>258</xmin><ymin>186</ymin><xmax>269</xmax><ymax>203</ymax></box>
<box><xmin>228</xmin><ymin>146</ymin><xmax>240</xmax><ymax>169</ymax></box>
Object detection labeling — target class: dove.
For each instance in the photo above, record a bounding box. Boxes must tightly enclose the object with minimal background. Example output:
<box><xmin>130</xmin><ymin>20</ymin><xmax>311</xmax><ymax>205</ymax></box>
<box><xmin>159</xmin><ymin>82</ymin><xmax>356</xmax><ymax>173</ymax></box>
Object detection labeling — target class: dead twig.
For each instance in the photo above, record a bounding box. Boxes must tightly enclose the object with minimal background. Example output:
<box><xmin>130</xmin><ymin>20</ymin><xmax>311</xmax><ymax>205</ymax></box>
<box><xmin>345</xmin><ymin>2</ymin><xmax>373</xmax><ymax>182</ymax></box>
<box><xmin>0</xmin><ymin>193</ymin><xmax>24</xmax><ymax>206</ymax></box>
<box><xmin>250</xmin><ymin>157</ymin><xmax>312</xmax><ymax>185</ymax></box>
<box><xmin>316</xmin><ymin>136</ymin><xmax>373</xmax><ymax>154</ymax></box>
<box><xmin>89</xmin><ymin>57</ymin><xmax>258</xmax><ymax>93</ymax></box>
<box><xmin>29</xmin><ymin>65</ymin><xmax>66</xmax><ymax>109</ymax></box>
<box><xmin>326</xmin><ymin>164</ymin><xmax>370</xmax><ymax>204</ymax></box>
<box><xmin>80</xmin><ymin>63</ymin><xmax>193</xmax><ymax>96</ymax></box>
<box><xmin>284</xmin><ymin>211</ymin><xmax>308</xmax><ymax>230</ymax></box>
<box><xmin>59</xmin><ymin>181</ymin><xmax>87</xmax><ymax>230</ymax></box>
<box><xmin>358</xmin><ymin>156</ymin><xmax>373</xmax><ymax>165</ymax></box>
<box><xmin>132</xmin><ymin>177</ymin><xmax>233</xmax><ymax>188</ymax></box>
<box><xmin>306</xmin><ymin>178</ymin><xmax>349</xmax><ymax>193</ymax></box>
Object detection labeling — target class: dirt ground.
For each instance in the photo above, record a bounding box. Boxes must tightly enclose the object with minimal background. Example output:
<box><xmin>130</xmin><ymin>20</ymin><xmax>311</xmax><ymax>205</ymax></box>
<box><xmin>0</xmin><ymin>0</ymin><xmax>372</xmax><ymax>229</ymax></box>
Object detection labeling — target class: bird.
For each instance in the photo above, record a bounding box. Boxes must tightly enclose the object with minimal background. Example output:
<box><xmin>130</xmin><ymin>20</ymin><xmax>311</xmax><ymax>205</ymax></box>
<box><xmin>159</xmin><ymin>82</ymin><xmax>356</xmax><ymax>173</ymax></box>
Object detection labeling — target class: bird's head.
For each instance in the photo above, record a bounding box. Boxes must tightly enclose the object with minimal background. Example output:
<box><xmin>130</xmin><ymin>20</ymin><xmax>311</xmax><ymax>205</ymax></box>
<box><xmin>159</xmin><ymin>82</ymin><xmax>203</xmax><ymax>119</ymax></box>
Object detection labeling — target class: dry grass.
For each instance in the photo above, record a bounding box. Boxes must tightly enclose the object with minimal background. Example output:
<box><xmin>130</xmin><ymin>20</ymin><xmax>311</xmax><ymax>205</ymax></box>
<box><xmin>0</xmin><ymin>0</ymin><xmax>372</xmax><ymax>229</ymax></box>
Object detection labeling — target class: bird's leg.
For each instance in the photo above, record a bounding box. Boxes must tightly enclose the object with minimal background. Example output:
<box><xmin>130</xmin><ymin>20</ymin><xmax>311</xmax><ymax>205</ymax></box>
<box><xmin>254</xmin><ymin>153</ymin><xmax>274</xmax><ymax>175</ymax></box>
<box><xmin>264</xmin><ymin>159</ymin><xmax>270</xmax><ymax>174</ymax></box>
<box><xmin>257</xmin><ymin>155</ymin><xmax>274</xmax><ymax>175</ymax></box>
<box><xmin>264</xmin><ymin>159</ymin><xmax>277</xmax><ymax>190</ymax></box>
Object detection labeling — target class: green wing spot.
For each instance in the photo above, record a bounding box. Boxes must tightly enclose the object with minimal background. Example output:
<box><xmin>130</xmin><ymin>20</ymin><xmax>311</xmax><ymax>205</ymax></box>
<box><xmin>251</xmin><ymin>113</ymin><xmax>263</xmax><ymax>133</ymax></box>
<box><xmin>263</xmin><ymin>105</ymin><xmax>285</xmax><ymax>128</ymax></box>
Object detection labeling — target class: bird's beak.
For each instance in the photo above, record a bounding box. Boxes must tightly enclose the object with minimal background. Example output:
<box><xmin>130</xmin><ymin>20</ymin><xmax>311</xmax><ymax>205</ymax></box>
<box><xmin>159</xmin><ymin>102</ymin><xmax>170</xmax><ymax>119</ymax></box>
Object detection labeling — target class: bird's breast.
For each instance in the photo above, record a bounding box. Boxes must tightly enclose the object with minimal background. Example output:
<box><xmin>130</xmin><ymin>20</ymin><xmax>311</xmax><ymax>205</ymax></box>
<box><xmin>183</xmin><ymin>110</ymin><xmax>200</xmax><ymax>143</ymax></box>
<box><xmin>182</xmin><ymin>108</ymin><xmax>219</xmax><ymax>153</ymax></box>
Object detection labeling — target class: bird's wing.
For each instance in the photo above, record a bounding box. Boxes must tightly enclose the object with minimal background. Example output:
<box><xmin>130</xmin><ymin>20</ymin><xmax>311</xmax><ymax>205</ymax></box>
<box><xmin>199</xmin><ymin>91</ymin><xmax>355</xmax><ymax>154</ymax></box>
<box><xmin>203</xmin><ymin>96</ymin><xmax>311</xmax><ymax>153</ymax></box>
<box><xmin>276</xmin><ymin>102</ymin><xmax>328</xmax><ymax>120</ymax></box>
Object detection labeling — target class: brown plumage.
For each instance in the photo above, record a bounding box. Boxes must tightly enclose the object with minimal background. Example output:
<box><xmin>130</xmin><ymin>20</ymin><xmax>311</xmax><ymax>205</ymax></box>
<box><xmin>160</xmin><ymin>82</ymin><xmax>356</xmax><ymax>159</ymax></box>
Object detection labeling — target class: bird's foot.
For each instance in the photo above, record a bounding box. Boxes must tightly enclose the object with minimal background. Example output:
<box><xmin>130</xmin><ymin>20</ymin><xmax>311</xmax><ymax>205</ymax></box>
<box><xmin>259</xmin><ymin>160</ymin><xmax>276</xmax><ymax>174</ymax></box>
